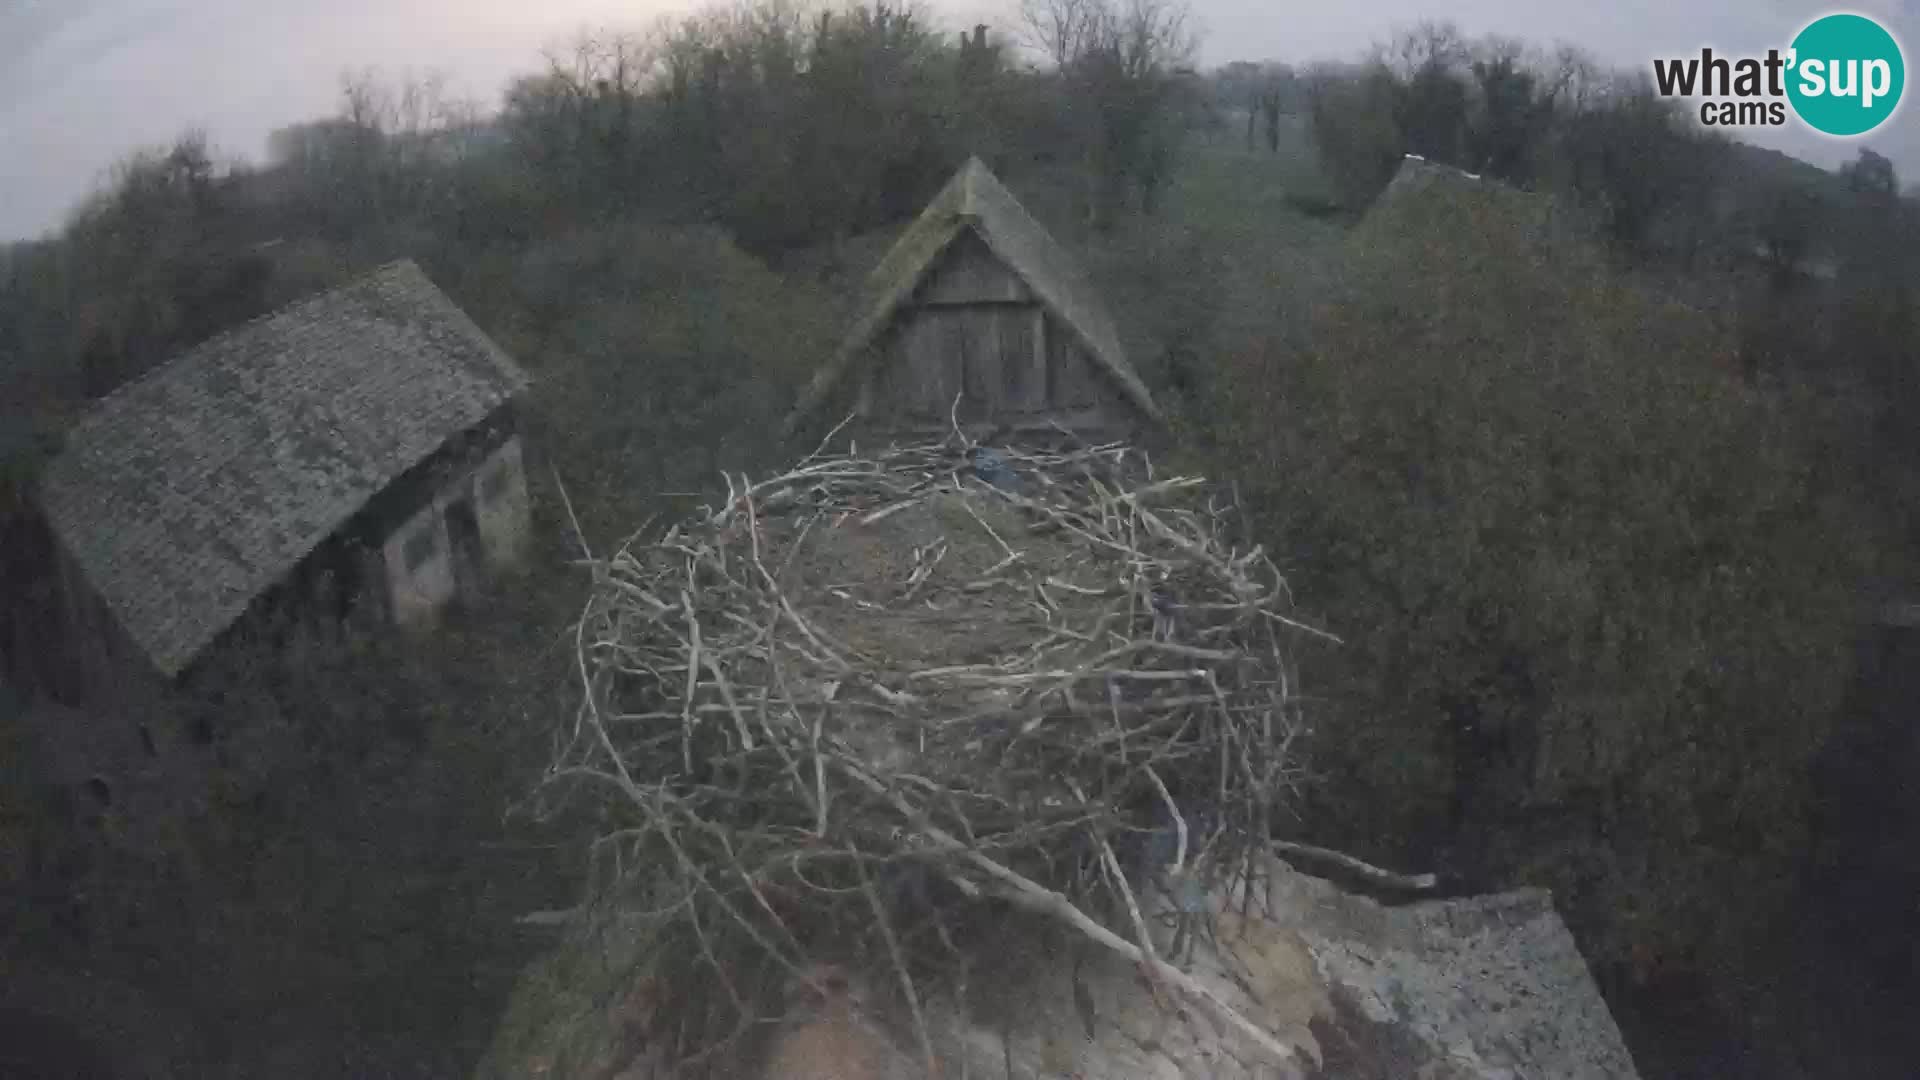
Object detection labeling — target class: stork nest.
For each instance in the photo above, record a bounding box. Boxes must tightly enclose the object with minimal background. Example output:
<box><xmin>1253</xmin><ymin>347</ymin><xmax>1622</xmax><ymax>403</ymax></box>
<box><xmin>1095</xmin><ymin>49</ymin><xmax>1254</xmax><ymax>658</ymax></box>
<box><xmin>542</xmin><ymin>428</ymin><xmax>1329</xmax><ymax>1071</ymax></box>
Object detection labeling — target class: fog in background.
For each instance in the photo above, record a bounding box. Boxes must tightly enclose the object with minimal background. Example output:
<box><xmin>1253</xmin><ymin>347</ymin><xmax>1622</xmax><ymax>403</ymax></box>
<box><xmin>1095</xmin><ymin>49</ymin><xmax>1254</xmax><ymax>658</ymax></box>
<box><xmin>2</xmin><ymin>0</ymin><xmax>1915</xmax><ymax>240</ymax></box>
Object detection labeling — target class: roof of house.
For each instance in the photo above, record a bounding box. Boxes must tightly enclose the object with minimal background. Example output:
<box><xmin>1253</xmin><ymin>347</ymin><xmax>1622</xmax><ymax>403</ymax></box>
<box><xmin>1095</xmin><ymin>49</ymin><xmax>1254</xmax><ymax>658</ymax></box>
<box><xmin>1376</xmin><ymin>153</ymin><xmax>1487</xmax><ymax>204</ymax></box>
<box><xmin>786</xmin><ymin>157</ymin><xmax>1158</xmax><ymax>433</ymax></box>
<box><xmin>39</xmin><ymin>260</ymin><xmax>530</xmax><ymax>677</ymax></box>
<box><xmin>1364</xmin><ymin>154</ymin><xmax>1574</xmax><ymax>248</ymax></box>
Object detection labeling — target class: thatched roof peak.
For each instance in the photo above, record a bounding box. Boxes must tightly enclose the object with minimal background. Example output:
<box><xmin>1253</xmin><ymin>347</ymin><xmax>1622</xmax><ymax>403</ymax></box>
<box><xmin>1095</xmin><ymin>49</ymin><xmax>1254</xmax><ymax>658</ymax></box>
<box><xmin>786</xmin><ymin>157</ymin><xmax>1158</xmax><ymax>434</ymax></box>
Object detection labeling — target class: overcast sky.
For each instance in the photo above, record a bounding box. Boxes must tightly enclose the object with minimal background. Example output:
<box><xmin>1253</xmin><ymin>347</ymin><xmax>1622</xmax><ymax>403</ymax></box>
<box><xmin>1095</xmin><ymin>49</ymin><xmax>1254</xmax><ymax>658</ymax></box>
<box><xmin>1</xmin><ymin>0</ymin><xmax>1914</xmax><ymax>241</ymax></box>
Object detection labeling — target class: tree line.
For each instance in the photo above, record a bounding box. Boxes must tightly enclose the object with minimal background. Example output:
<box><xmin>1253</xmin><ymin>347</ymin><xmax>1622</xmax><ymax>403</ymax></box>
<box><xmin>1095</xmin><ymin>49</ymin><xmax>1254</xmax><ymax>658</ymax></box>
<box><xmin>1293</xmin><ymin>23</ymin><xmax>1919</xmax><ymax>464</ymax></box>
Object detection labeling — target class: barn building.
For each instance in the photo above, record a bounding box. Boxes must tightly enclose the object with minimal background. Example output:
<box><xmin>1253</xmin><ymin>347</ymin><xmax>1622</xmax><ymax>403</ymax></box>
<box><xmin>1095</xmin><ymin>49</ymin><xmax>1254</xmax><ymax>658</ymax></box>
<box><xmin>786</xmin><ymin>157</ymin><xmax>1159</xmax><ymax>440</ymax></box>
<box><xmin>38</xmin><ymin>260</ymin><xmax>533</xmax><ymax>694</ymax></box>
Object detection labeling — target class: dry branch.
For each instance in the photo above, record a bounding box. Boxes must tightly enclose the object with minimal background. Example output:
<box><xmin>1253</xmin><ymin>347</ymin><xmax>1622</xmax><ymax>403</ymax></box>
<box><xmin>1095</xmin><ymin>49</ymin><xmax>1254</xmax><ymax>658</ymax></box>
<box><xmin>1273</xmin><ymin>839</ymin><xmax>1439</xmax><ymax>892</ymax></box>
<box><xmin>541</xmin><ymin>433</ymin><xmax>1327</xmax><ymax>1070</ymax></box>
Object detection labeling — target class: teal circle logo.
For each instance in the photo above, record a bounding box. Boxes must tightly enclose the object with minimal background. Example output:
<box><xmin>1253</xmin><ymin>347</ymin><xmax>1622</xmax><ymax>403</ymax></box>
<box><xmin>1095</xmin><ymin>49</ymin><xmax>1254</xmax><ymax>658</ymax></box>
<box><xmin>1787</xmin><ymin>13</ymin><xmax>1905</xmax><ymax>136</ymax></box>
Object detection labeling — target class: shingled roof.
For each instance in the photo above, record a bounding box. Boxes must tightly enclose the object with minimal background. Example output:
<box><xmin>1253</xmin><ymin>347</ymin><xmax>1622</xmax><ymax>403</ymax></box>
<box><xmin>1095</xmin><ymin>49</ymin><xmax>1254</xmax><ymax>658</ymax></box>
<box><xmin>786</xmin><ymin>157</ymin><xmax>1158</xmax><ymax>433</ymax></box>
<box><xmin>1370</xmin><ymin>153</ymin><xmax>1553</xmax><ymax>215</ymax></box>
<box><xmin>1379</xmin><ymin>153</ymin><xmax>1486</xmax><ymax>200</ymax></box>
<box><xmin>40</xmin><ymin>260</ymin><xmax>530</xmax><ymax>677</ymax></box>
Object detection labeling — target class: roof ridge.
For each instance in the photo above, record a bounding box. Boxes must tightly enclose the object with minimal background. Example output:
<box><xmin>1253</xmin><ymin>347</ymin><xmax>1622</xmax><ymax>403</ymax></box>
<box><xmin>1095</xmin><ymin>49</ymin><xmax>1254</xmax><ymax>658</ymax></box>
<box><xmin>184</xmin><ymin>258</ymin><xmax>421</xmax><ymax>355</ymax></box>
<box><xmin>785</xmin><ymin>158</ymin><xmax>1157</xmax><ymax>433</ymax></box>
<box><xmin>956</xmin><ymin>156</ymin><xmax>988</xmax><ymax>220</ymax></box>
<box><xmin>64</xmin><ymin>259</ymin><xmax>425</xmax><ymax>432</ymax></box>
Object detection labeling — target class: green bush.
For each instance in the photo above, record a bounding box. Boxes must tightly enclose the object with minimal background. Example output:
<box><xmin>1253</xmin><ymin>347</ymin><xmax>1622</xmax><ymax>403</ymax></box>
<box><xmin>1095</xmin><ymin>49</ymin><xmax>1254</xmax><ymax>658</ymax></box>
<box><xmin>1210</xmin><ymin>181</ymin><xmax>1884</xmax><ymax>996</ymax></box>
<box><xmin>509</xmin><ymin>222</ymin><xmax>844</xmax><ymax>546</ymax></box>
<box><xmin>1305</xmin><ymin>65</ymin><xmax>1405</xmax><ymax>210</ymax></box>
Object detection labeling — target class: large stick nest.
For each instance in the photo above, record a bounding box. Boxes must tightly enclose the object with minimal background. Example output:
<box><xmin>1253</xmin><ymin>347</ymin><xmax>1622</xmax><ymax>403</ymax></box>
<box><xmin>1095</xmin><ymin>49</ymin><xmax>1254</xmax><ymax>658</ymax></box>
<box><xmin>544</xmin><ymin>428</ymin><xmax>1329</xmax><ymax>1071</ymax></box>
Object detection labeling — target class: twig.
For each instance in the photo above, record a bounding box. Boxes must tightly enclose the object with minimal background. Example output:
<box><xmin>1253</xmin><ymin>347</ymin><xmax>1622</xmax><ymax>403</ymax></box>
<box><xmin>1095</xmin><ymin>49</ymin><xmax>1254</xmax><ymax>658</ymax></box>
<box><xmin>807</xmin><ymin>412</ymin><xmax>860</xmax><ymax>464</ymax></box>
<box><xmin>960</xmin><ymin>496</ymin><xmax>1017</xmax><ymax>560</ymax></box>
<box><xmin>549</xmin><ymin>464</ymin><xmax>593</xmax><ymax>561</ymax></box>
<box><xmin>853</xmin><ymin>847</ymin><xmax>937</xmax><ymax>1076</ymax></box>
<box><xmin>543</xmin><ymin>433</ymin><xmax>1331</xmax><ymax>1070</ymax></box>
<box><xmin>835</xmin><ymin>758</ymin><xmax>1299</xmax><ymax>1069</ymax></box>
<box><xmin>1272</xmin><ymin>840</ymin><xmax>1438</xmax><ymax>892</ymax></box>
<box><xmin>680</xmin><ymin>588</ymin><xmax>702</xmax><ymax>773</ymax></box>
<box><xmin>514</xmin><ymin>906</ymin><xmax>583</xmax><ymax>928</ymax></box>
<box><xmin>1142</xmin><ymin>765</ymin><xmax>1187</xmax><ymax>876</ymax></box>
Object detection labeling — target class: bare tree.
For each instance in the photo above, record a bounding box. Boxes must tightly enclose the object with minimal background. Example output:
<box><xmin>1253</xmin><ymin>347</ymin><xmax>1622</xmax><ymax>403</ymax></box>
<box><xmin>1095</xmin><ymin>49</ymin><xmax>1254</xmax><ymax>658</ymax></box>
<box><xmin>498</xmin><ymin>29</ymin><xmax>660</xmax><ymax>205</ymax></box>
<box><xmin>1841</xmin><ymin>148</ymin><xmax>1898</xmax><ymax>199</ymax></box>
<box><xmin>1375</xmin><ymin>21</ymin><xmax>1468</xmax><ymax>83</ymax></box>
<box><xmin>1019</xmin><ymin>0</ymin><xmax>1196</xmax><ymax>73</ymax></box>
<box><xmin>1544</xmin><ymin>44</ymin><xmax>1605</xmax><ymax>114</ymax></box>
<box><xmin>339</xmin><ymin>67</ymin><xmax>393</xmax><ymax>134</ymax></box>
<box><xmin>1107</xmin><ymin>0</ymin><xmax>1200</xmax><ymax>78</ymax></box>
<box><xmin>310</xmin><ymin>67</ymin><xmax>478</xmax><ymax>224</ymax></box>
<box><xmin>1203</xmin><ymin>61</ymin><xmax>1265</xmax><ymax>147</ymax></box>
<box><xmin>1018</xmin><ymin>0</ymin><xmax>1105</xmax><ymax>70</ymax></box>
<box><xmin>1019</xmin><ymin>0</ymin><xmax>1201</xmax><ymax>226</ymax></box>
<box><xmin>1252</xmin><ymin>63</ymin><xmax>1295</xmax><ymax>153</ymax></box>
<box><xmin>542</xmin><ymin>28</ymin><xmax>655</xmax><ymax>102</ymax></box>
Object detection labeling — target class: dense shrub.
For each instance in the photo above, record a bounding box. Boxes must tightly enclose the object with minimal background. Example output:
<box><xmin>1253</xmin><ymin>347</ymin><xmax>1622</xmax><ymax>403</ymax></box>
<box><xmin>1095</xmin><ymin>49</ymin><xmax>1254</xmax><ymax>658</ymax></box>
<box><xmin>509</xmin><ymin>222</ymin><xmax>844</xmax><ymax>545</ymax></box>
<box><xmin>1553</xmin><ymin>84</ymin><xmax>1729</xmax><ymax>262</ymax></box>
<box><xmin>1209</xmin><ymin>181</ymin><xmax>1885</xmax><ymax>1006</ymax></box>
<box><xmin>1303</xmin><ymin>34</ymin><xmax>1729</xmax><ymax>265</ymax></box>
<box><xmin>495</xmin><ymin>3</ymin><xmax>1038</xmax><ymax>253</ymax></box>
<box><xmin>1303</xmin><ymin>64</ymin><xmax>1404</xmax><ymax>209</ymax></box>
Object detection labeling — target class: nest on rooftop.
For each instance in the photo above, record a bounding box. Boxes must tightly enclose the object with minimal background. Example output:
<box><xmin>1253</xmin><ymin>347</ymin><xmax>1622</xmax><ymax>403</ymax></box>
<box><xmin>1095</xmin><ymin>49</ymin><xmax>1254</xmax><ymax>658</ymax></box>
<box><xmin>541</xmin><ymin>423</ymin><xmax>1330</xmax><ymax>1073</ymax></box>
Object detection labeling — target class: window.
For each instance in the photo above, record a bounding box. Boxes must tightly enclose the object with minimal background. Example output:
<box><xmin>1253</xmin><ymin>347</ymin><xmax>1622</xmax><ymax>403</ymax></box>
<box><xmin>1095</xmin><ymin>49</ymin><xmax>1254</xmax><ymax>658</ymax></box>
<box><xmin>402</xmin><ymin>523</ymin><xmax>438</xmax><ymax>570</ymax></box>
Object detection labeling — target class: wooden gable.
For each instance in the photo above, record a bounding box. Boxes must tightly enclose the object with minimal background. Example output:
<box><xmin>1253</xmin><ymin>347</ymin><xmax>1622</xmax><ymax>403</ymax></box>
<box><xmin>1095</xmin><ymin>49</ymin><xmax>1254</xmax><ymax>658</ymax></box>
<box><xmin>789</xmin><ymin>158</ymin><xmax>1157</xmax><ymax>441</ymax></box>
<box><xmin>917</xmin><ymin>230</ymin><xmax>1034</xmax><ymax>306</ymax></box>
<box><xmin>859</xmin><ymin>229</ymin><xmax>1126</xmax><ymax>431</ymax></box>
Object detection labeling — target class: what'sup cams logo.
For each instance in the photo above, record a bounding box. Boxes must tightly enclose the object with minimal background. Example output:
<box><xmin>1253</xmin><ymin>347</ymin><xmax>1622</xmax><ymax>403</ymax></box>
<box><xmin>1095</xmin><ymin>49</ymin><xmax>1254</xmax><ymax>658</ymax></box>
<box><xmin>1653</xmin><ymin>12</ymin><xmax>1906</xmax><ymax>136</ymax></box>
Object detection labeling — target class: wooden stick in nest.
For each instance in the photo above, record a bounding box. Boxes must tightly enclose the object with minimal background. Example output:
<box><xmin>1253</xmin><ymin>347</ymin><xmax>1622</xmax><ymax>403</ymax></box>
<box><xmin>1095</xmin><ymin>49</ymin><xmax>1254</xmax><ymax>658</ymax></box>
<box><xmin>840</xmin><ymin>759</ymin><xmax>1301</xmax><ymax>1069</ymax></box>
<box><xmin>544</xmin><ymin>434</ymin><xmax>1336</xmax><ymax>1071</ymax></box>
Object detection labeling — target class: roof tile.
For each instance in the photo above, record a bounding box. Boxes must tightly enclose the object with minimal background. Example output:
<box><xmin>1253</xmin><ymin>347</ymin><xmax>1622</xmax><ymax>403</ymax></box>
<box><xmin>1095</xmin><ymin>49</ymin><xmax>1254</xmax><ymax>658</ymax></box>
<box><xmin>40</xmin><ymin>260</ymin><xmax>529</xmax><ymax>676</ymax></box>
